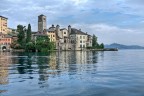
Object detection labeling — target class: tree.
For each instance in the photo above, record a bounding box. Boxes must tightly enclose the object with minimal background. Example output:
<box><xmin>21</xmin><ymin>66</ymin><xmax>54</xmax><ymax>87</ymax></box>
<box><xmin>35</xmin><ymin>36</ymin><xmax>55</xmax><ymax>52</ymax></box>
<box><xmin>99</xmin><ymin>43</ymin><xmax>104</xmax><ymax>49</ymax></box>
<box><xmin>92</xmin><ymin>34</ymin><xmax>99</xmax><ymax>48</ymax></box>
<box><xmin>25</xmin><ymin>42</ymin><xmax>35</xmax><ymax>52</ymax></box>
<box><xmin>26</xmin><ymin>24</ymin><xmax>32</xmax><ymax>43</ymax></box>
<box><xmin>17</xmin><ymin>25</ymin><xmax>26</xmax><ymax>48</ymax></box>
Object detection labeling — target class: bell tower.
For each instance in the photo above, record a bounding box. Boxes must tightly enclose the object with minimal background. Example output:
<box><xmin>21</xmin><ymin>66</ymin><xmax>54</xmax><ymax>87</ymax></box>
<box><xmin>38</xmin><ymin>14</ymin><xmax>47</xmax><ymax>32</ymax></box>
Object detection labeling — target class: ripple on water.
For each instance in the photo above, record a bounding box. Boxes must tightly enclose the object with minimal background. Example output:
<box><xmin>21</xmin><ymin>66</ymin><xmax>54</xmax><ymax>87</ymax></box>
<box><xmin>1</xmin><ymin>50</ymin><xmax>144</xmax><ymax>96</ymax></box>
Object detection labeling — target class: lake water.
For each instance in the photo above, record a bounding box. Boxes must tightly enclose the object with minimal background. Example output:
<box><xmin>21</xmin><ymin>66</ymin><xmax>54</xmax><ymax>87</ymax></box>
<box><xmin>0</xmin><ymin>50</ymin><xmax>144</xmax><ymax>96</ymax></box>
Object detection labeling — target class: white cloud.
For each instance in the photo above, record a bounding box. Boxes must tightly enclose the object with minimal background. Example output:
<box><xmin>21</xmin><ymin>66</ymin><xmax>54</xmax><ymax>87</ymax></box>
<box><xmin>71</xmin><ymin>23</ymin><xmax>144</xmax><ymax>45</ymax></box>
<box><xmin>71</xmin><ymin>0</ymin><xmax>88</xmax><ymax>5</ymax></box>
<box><xmin>1</xmin><ymin>0</ymin><xmax>144</xmax><ymax>45</ymax></box>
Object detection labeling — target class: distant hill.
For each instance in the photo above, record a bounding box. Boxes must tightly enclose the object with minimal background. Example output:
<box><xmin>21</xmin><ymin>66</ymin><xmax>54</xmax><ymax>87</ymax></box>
<box><xmin>105</xmin><ymin>43</ymin><xmax>144</xmax><ymax>49</ymax></box>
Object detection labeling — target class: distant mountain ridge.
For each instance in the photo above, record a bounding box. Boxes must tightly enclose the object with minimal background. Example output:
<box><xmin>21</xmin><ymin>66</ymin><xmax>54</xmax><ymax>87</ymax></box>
<box><xmin>105</xmin><ymin>43</ymin><xmax>144</xmax><ymax>49</ymax></box>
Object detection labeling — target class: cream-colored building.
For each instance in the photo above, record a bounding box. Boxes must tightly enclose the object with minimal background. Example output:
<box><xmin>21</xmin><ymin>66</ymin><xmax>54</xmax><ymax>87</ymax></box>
<box><xmin>7</xmin><ymin>28</ymin><xmax>12</xmax><ymax>33</ymax></box>
<box><xmin>37</xmin><ymin>14</ymin><xmax>93</xmax><ymax>51</ymax></box>
<box><xmin>45</xmin><ymin>25</ymin><xmax>71</xmax><ymax>50</ymax></box>
<box><xmin>70</xmin><ymin>28</ymin><xmax>89</xmax><ymax>50</ymax></box>
<box><xmin>61</xmin><ymin>28</ymin><xmax>69</xmax><ymax>37</ymax></box>
<box><xmin>7</xmin><ymin>28</ymin><xmax>17</xmax><ymax>34</ymax></box>
<box><xmin>0</xmin><ymin>16</ymin><xmax>8</xmax><ymax>34</ymax></box>
<box><xmin>60</xmin><ymin>28</ymin><xmax>70</xmax><ymax>50</ymax></box>
<box><xmin>45</xmin><ymin>25</ymin><xmax>56</xmax><ymax>42</ymax></box>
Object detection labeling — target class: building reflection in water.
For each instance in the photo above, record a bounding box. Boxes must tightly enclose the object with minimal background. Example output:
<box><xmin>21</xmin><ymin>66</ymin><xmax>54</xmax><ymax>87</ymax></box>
<box><xmin>14</xmin><ymin>51</ymin><xmax>102</xmax><ymax>78</ymax></box>
<box><xmin>0</xmin><ymin>52</ymin><xmax>12</xmax><ymax>93</ymax></box>
<box><xmin>55</xmin><ymin>51</ymin><xmax>101</xmax><ymax>75</ymax></box>
<box><xmin>0</xmin><ymin>51</ymin><xmax>105</xmax><ymax>90</ymax></box>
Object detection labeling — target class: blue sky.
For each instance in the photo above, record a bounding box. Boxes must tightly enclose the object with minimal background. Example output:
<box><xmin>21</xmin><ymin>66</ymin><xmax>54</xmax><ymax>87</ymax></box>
<box><xmin>0</xmin><ymin>0</ymin><xmax>144</xmax><ymax>46</ymax></box>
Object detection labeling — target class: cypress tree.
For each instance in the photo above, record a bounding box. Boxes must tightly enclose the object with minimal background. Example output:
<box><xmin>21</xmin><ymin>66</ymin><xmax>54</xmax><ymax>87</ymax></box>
<box><xmin>92</xmin><ymin>34</ymin><xmax>99</xmax><ymax>48</ymax></box>
<box><xmin>26</xmin><ymin>24</ymin><xmax>32</xmax><ymax>43</ymax></box>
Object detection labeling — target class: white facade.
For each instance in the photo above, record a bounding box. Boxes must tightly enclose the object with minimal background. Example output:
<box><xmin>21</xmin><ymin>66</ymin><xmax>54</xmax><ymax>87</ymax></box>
<box><xmin>70</xmin><ymin>34</ymin><xmax>88</xmax><ymax>50</ymax></box>
<box><xmin>61</xmin><ymin>28</ymin><xmax>69</xmax><ymax>37</ymax></box>
<box><xmin>70</xmin><ymin>29</ymin><xmax>93</xmax><ymax>50</ymax></box>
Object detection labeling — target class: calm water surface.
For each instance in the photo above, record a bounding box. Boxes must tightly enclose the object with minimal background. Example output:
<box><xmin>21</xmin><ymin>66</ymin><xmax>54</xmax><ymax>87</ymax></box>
<box><xmin>0</xmin><ymin>50</ymin><xmax>144</xmax><ymax>96</ymax></box>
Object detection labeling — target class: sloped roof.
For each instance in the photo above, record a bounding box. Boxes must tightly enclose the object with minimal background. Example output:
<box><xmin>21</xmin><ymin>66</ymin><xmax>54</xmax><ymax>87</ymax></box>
<box><xmin>71</xmin><ymin>28</ymin><xmax>88</xmax><ymax>35</ymax></box>
<box><xmin>4</xmin><ymin>35</ymin><xmax>12</xmax><ymax>38</ymax></box>
<box><xmin>0</xmin><ymin>16</ymin><xmax>8</xmax><ymax>19</ymax></box>
<box><xmin>33</xmin><ymin>32</ymin><xmax>47</xmax><ymax>36</ymax></box>
<box><xmin>47</xmin><ymin>28</ymin><xmax>55</xmax><ymax>32</ymax></box>
<box><xmin>60</xmin><ymin>28</ymin><xmax>67</xmax><ymax>31</ymax></box>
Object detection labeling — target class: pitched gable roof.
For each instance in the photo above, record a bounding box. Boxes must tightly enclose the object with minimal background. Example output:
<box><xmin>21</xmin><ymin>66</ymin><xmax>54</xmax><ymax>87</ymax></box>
<box><xmin>71</xmin><ymin>28</ymin><xmax>88</xmax><ymax>35</ymax></box>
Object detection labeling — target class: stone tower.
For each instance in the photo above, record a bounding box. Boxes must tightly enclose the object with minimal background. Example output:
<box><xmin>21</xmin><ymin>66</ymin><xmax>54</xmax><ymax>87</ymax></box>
<box><xmin>38</xmin><ymin>14</ymin><xmax>47</xmax><ymax>32</ymax></box>
<box><xmin>68</xmin><ymin>25</ymin><xmax>71</xmax><ymax>34</ymax></box>
<box><xmin>56</xmin><ymin>25</ymin><xmax>62</xmax><ymax>38</ymax></box>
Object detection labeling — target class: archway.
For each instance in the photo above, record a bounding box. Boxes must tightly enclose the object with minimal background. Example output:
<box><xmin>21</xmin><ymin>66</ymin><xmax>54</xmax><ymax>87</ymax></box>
<box><xmin>2</xmin><ymin>46</ymin><xmax>7</xmax><ymax>51</ymax></box>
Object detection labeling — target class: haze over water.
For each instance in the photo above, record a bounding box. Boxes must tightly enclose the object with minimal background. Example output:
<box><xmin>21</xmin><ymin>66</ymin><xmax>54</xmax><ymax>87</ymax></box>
<box><xmin>0</xmin><ymin>50</ymin><xmax>144</xmax><ymax>96</ymax></box>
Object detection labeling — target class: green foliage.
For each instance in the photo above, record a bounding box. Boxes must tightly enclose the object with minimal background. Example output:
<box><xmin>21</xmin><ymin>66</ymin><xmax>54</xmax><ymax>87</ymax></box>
<box><xmin>25</xmin><ymin>42</ymin><xmax>35</xmax><ymax>51</ymax></box>
<box><xmin>26</xmin><ymin>24</ymin><xmax>32</xmax><ymax>43</ymax></box>
<box><xmin>92</xmin><ymin>34</ymin><xmax>97</xmax><ymax>46</ymax></box>
<box><xmin>35</xmin><ymin>36</ymin><xmax>55</xmax><ymax>52</ymax></box>
<box><xmin>92</xmin><ymin>34</ymin><xmax>99</xmax><ymax>48</ymax></box>
<box><xmin>99</xmin><ymin>43</ymin><xmax>104</xmax><ymax>49</ymax></box>
<box><xmin>17</xmin><ymin>25</ymin><xmax>26</xmax><ymax>48</ymax></box>
<box><xmin>91</xmin><ymin>34</ymin><xmax>104</xmax><ymax>49</ymax></box>
<box><xmin>11</xmin><ymin>41</ymin><xmax>18</xmax><ymax>49</ymax></box>
<box><xmin>86</xmin><ymin>46</ymin><xmax>93</xmax><ymax>49</ymax></box>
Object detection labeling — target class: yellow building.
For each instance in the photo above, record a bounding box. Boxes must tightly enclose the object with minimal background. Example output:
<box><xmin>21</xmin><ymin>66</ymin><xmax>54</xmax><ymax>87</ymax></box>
<box><xmin>45</xmin><ymin>25</ymin><xmax>56</xmax><ymax>42</ymax></box>
<box><xmin>0</xmin><ymin>16</ymin><xmax>8</xmax><ymax>34</ymax></box>
<box><xmin>47</xmin><ymin>31</ymin><xmax>56</xmax><ymax>42</ymax></box>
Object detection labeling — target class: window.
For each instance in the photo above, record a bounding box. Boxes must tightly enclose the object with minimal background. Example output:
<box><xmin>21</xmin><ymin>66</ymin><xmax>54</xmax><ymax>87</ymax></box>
<box><xmin>83</xmin><ymin>36</ymin><xmax>85</xmax><ymax>39</ymax></box>
<box><xmin>64</xmin><ymin>32</ymin><xmax>66</xmax><ymax>34</ymax></box>
<box><xmin>53</xmin><ymin>35</ymin><xmax>55</xmax><ymax>37</ymax></box>
<box><xmin>80</xmin><ymin>36</ymin><xmax>82</xmax><ymax>39</ymax></box>
<box><xmin>64</xmin><ymin>39</ymin><xmax>66</xmax><ymax>43</ymax></box>
<box><xmin>80</xmin><ymin>44</ymin><xmax>82</xmax><ymax>48</ymax></box>
<box><xmin>80</xmin><ymin>41</ymin><xmax>82</xmax><ymax>43</ymax></box>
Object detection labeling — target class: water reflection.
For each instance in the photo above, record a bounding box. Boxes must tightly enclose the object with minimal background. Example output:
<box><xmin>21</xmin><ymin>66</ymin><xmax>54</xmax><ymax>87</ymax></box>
<box><xmin>0</xmin><ymin>52</ymin><xmax>12</xmax><ymax>93</ymax></box>
<box><xmin>3</xmin><ymin>51</ymin><xmax>100</xmax><ymax>75</ymax></box>
<box><xmin>0</xmin><ymin>51</ymin><xmax>103</xmax><ymax>94</ymax></box>
<box><xmin>1</xmin><ymin>50</ymin><xmax>144</xmax><ymax>96</ymax></box>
